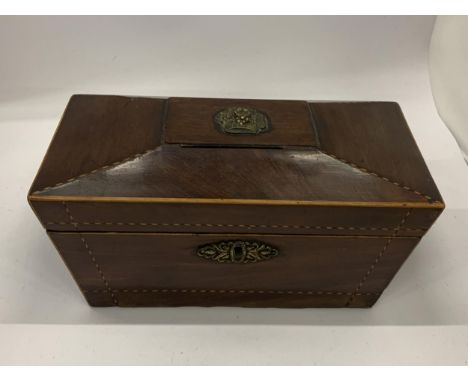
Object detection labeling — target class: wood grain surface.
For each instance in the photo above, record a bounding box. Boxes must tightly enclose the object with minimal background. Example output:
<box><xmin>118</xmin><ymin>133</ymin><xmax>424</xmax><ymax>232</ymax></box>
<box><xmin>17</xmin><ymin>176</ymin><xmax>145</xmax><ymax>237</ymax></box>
<box><xmin>49</xmin><ymin>231</ymin><xmax>420</xmax><ymax>308</ymax></box>
<box><xmin>28</xmin><ymin>95</ymin><xmax>444</xmax><ymax>308</ymax></box>
<box><xmin>164</xmin><ymin>97</ymin><xmax>318</xmax><ymax>147</ymax></box>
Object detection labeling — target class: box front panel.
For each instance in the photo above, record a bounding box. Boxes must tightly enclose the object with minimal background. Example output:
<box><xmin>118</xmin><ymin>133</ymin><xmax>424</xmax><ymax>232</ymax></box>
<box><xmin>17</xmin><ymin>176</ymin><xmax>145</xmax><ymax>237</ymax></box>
<box><xmin>49</xmin><ymin>232</ymin><xmax>419</xmax><ymax>308</ymax></box>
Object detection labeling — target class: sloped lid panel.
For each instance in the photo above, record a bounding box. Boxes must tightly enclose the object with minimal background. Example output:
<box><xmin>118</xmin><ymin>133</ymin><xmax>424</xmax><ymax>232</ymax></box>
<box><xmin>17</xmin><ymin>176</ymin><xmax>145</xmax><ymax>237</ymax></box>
<box><xmin>30</xmin><ymin>95</ymin><xmax>166</xmax><ymax>194</ymax></box>
<box><xmin>311</xmin><ymin>101</ymin><xmax>443</xmax><ymax>203</ymax></box>
<box><xmin>32</xmin><ymin>145</ymin><xmax>427</xmax><ymax>203</ymax></box>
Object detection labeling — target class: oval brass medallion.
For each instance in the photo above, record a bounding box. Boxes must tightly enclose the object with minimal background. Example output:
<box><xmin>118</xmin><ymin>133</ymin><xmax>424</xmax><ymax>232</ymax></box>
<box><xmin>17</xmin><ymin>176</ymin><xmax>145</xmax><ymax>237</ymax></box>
<box><xmin>197</xmin><ymin>240</ymin><xmax>279</xmax><ymax>264</ymax></box>
<box><xmin>214</xmin><ymin>107</ymin><xmax>270</xmax><ymax>135</ymax></box>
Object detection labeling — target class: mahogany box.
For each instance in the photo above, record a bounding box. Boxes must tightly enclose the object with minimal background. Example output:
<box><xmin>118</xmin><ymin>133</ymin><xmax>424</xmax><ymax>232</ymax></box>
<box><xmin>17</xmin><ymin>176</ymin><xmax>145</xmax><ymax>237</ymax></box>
<box><xmin>28</xmin><ymin>95</ymin><xmax>444</xmax><ymax>308</ymax></box>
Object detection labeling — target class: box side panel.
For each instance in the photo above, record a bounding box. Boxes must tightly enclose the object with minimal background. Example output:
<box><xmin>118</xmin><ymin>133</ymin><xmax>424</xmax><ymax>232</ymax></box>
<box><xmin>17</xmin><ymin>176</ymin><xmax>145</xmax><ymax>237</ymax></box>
<box><xmin>47</xmin><ymin>232</ymin><xmax>115</xmax><ymax>306</ymax></box>
<box><xmin>48</xmin><ymin>232</ymin><xmax>420</xmax><ymax>308</ymax></box>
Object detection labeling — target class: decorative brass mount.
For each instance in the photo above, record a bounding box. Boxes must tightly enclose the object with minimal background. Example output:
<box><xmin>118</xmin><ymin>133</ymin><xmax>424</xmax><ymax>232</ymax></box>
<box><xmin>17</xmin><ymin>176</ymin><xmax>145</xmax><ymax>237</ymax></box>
<box><xmin>196</xmin><ymin>240</ymin><xmax>279</xmax><ymax>264</ymax></box>
<box><xmin>213</xmin><ymin>107</ymin><xmax>270</xmax><ymax>135</ymax></box>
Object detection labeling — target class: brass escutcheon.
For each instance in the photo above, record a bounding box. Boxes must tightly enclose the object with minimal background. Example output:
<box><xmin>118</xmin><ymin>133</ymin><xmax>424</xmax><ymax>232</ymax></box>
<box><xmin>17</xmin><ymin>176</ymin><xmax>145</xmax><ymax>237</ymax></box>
<box><xmin>196</xmin><ymin>240</ymin><xmax>279</xmax><ymax>264</ymax></box>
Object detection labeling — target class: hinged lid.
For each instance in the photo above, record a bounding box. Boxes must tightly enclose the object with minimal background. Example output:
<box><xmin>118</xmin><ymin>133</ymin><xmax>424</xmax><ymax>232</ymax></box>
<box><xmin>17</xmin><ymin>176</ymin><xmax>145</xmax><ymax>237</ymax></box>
<box><xmin>28</xmin><ymin>95</ymin><xmax>444</xmax><ymax>236</ymax></box>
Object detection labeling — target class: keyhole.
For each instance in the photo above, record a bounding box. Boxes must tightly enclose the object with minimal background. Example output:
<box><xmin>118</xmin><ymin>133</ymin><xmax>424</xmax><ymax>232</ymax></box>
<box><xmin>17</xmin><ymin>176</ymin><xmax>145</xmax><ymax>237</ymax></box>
<box><xmin>230</xmin><ymin>242</ymin><xmax>246</xmax><ymax>263</ymax></box>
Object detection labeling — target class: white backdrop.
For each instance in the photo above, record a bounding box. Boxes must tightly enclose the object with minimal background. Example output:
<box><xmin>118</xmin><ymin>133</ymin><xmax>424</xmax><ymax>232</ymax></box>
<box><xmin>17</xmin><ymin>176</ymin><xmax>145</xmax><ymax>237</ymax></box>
<box><xmin>1</xmin><ymin>16</ymin><xmax>468</xmax><ymax>365</ymax></box>
<box><xmin>430</xmin><ymin>16</ymin><xmax>468</xmax><ymax>161</ymax></box>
